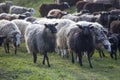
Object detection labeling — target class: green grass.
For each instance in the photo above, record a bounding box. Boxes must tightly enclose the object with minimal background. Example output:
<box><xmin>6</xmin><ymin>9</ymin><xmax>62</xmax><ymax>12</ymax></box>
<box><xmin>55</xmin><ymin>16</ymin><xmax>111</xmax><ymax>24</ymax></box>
<box><xmin>0</xmin><ymin>0</ymin><xmax>120</xmax><ymax>80</ymax></box>
<box><xmin>0</xmin><ymin>42</ymin><xmax>120</xmax><ymax>80</ymax></box>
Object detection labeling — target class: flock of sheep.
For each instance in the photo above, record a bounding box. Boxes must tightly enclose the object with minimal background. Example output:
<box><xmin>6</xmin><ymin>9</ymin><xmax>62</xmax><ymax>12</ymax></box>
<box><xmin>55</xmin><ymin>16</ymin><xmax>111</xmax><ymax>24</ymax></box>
<box><xmin>0</xmin><ymin>0</ymin><xmax>120</xmax><ymax>68</ymax></box>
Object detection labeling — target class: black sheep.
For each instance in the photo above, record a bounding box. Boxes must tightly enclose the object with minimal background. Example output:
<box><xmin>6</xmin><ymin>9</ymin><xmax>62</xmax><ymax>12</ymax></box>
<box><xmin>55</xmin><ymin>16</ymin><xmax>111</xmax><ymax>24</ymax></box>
<box><xmin>108</xmin><ymin>34</ymin><xmax>119</xmax><ymax>60</ymax></box>
<box><xmin>67</xmin><ymin>23</ymin><xmax>95</xmax><ymax>68</ymax></box>
<box><xmin>83</xmin><ymin>3</ymin><xmax>114</xmax><ymax>13</ymax></box>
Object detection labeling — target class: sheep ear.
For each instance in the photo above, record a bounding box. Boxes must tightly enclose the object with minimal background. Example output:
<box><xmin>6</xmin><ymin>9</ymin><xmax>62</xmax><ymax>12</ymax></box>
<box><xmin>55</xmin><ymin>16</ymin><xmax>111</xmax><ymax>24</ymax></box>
<box><xmin>77</xmin><ymin>24</ymin><xmax>82</xmax><ymax>29</ymax></box>
<box><xmin>89</xmin><ymin>24</ymin><xmax>94</xmax><ymax>29</ymax></box>
<box><xmin>90</xmin><ymin>26</ymin><xmax>94</xmax><ymax>29</ymax></box>
<box><xmin>54</xmin><ymin>23</ymin><xmax>58</xmax><ymax>26</ymax></box>
<box><xmin>44</xmin><ymin>24</ymin><xmax>48</xmax><ymax>28</ymax></box>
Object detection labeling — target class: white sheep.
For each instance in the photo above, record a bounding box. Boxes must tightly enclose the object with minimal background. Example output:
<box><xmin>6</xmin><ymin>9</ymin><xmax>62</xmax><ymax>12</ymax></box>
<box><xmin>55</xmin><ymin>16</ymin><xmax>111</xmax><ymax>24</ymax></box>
<box><xmin>11</xmin><ymin>19</ymin><xmax>31</xmax><ymax>37</ymax></box>
<box><xmin>0</xmin><ymin>1</ymin><xmax>13</xmax><ymax>13</ymax></box>
<box><xmin>61</xmin><ymin>14</ymin><xmax>80</xmax><ymax>22</ymax></box>
<box><xmin>55</xmin><ymin>19</ymin><xmax>76</xmax><ymax>57</ymax></box>
<box><xmin>24</xmin><ymin>22</ymin><xmax>58</xmax><ymax>67</ymax></box>
<box><xmin>0</xmin><ymin>20</ymin><xmax>21</xmax><ymax>54</ymax></box>
<box><xmin>9</xmin><ymin>5</ymin><xmax>35</xmax><ymax>15</ymax></box>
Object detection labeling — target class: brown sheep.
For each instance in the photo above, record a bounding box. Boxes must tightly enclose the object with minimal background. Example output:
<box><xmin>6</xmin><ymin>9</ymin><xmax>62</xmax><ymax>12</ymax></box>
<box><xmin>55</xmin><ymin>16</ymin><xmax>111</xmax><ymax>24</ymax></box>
<box><xmin>76</xmin><ymin>1</ymin><xmax>88</xmax><ymax>12</ymax></box>
<box><xmin>0</xmin><ymin>13</ymin><xmax>27</xmax><ymax>21</ymax></box>
<box><xmin>110</xmin><ymin>21</ymin><xmax>120</xmax><ymax>34</ymax></box>
<box><xmin>47</xmin><ymin>9</ymin><xmax>68</xmax><ymax>19</ymax></box>
<box><xmin>39</xmin><ymin>2</ymin><xmax>70</xmax><ymax>17</ymax></box>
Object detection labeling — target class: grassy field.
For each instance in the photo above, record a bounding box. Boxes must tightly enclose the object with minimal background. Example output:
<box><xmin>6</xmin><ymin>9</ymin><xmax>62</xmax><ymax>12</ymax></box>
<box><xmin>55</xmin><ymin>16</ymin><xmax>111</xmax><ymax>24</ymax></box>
<box><xmin>0</xmin><ymin>0</ymin><xmax>120</xmax><ymax>80</ymax></box>
<box><xmin>0</xmin><ymin>42</ymin><xmax>120</xmax><ymax>80</ymax></box>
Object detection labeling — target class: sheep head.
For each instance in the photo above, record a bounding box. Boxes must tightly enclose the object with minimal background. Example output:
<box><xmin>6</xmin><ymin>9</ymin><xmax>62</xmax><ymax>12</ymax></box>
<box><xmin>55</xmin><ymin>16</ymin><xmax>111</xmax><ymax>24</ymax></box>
<box><xmin>44</xmin><ymin>23</ymin><xmax>58</xmax><ymax>33</ymax></box>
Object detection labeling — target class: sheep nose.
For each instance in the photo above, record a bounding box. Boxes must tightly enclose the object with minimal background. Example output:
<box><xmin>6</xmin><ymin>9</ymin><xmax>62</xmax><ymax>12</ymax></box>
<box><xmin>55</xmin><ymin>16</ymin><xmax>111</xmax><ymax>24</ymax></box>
<box><xmin>104</xmin><ymin>45</ymin><xmax>108</xmax><ymax>49</ymax></box>
<box><xmin>52</xmin><ymin>30</ymin><xmax>57</xmax><ymax>33</ymax></box>
<box><xmin>104</xmin><ymin>45</ymin><xmax>111</xmax><ymax>53</ymax></box>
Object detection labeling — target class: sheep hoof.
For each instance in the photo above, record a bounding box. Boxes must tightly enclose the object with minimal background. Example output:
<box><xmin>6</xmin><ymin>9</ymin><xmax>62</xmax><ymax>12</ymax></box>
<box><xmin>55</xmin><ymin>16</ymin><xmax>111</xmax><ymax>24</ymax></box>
<box><xmin>90</xmin><ymin>65</ymin><xmax>93</xmax><ymax>68</ymax></box>
<box><xmin>48</xmin><ymin>65</ymin><xmax>51</xmax><ymax>67</ymax></box>
<box><xmin>42</xmin><ymin>61</ymin><xmax>45</xmax><ymax>65</ymax></box>
<box><xmin>80</xmin><ymin>64</ymin><xmax>83</xmax><ymax>67</ymax></box>
<box><xmin>72</xmin><ymin>60</ymin><xmax>74</xmax><ymax>64</ymax></box>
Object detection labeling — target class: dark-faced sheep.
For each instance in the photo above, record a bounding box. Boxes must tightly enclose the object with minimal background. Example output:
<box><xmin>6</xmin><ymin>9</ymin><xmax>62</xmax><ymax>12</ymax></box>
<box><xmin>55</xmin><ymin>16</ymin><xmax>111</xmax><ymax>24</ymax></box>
<box><xmin>67</xmin><ymin>21</ymin><xmax>95</xmax><ymax>68</ymax></box>
<box><xmin>108</xmin><ymin>33</ymin><xmax>119</xmax><ymax>60</ymax></box>
<box><xmin>39</xmin><ymin>2</ymin><xmax>70</xmax><ymax>17</ymax></box>
<box><xmin>0</xmin><ymin>20</ymin><xmax>21</xmax><ymax>54</ymax></box>
<box><xmin>25</xmin><ymin>23</ymin><xmax>58</xmax><ymax>67</ymax></box>
<box><xmin>90</xmin><ymin>22</ymin><xmax>111</xmax><ymax>58</ymax></box>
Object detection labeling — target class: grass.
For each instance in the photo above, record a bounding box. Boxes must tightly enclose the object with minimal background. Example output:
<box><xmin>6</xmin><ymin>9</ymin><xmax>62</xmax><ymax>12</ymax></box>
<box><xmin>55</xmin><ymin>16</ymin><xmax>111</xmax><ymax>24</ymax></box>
<box><xmin>0</xmin><ymin>42</ymin><xmax>120</xmax><ymax>80</ymax></box>
<box><xmin>0</xmin><ymin>0</ymin><xmax>120</xmax><ymax>80</ymax></box>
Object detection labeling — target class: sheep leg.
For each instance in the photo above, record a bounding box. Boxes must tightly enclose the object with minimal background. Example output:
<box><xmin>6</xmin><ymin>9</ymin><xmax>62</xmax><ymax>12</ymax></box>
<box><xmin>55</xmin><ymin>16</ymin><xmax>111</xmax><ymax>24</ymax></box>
<box><xmin>98</xmin><ymin>50</ymin><xmax>102</xmax><ymax>58</ymax></box>
<box><xmin>42</xmin><ymin>54</ymin><xmax>45</xmax><ymax>65</ymax></box>
<box><xmin>114</xmin><ymin>50</ymin><xmax>117</xmax><ymax>60</ymax></box>
<box><xmin>87</xmin><ymin>52</ymin><xmax>93</xmax><ymax>68</ymax></box>
<box><xmin>66</xmin><ymin>49</ymin><xmax>69</xmax><ymax>58</ymax></box>
<box><xmin>114</xmin><ymin>52</ymin><xmax>117</xmax><ymax>60</ymax></box>
<box><xmin>90</xmin><ymin>50</ymin><xmax>94</xmax><ymax>57</ymax></box>
<box><xmin>110</xmin><ymin>50</ymin><xmax>114</xmax><ymax>59</ymax></box>
<box><xmin>101</xmin><ymin>50</ymin><xmax>106</xmax><ymax>57</ymax></box>
<box><xmin>118</xmin><ymin>47</ymin><xmax>120</xmax><ymax>56</ymax></box>
<box><xmin>6</xmin><ymin>43</ymin><xmax>9</xmax><ymax>53</ymax></box>
<box><xmin>4</xmin><ymin>42</ymin><xmax>9</xmax><ymax>53</ymax></box>
<box><xmin>14</xmin><ymin>47</ymin><xmax>17</xmax><ymax>54</ymax></box>
<box><xmin>33</xmin><ymin>52</ymin><xmax>37</xmax><ymax>63</ymax></box>
<box><xmin>71</xmin><ymin>51</ymin><xmax>74</xmax><ymax>63</ymax></box>
<box><xmin>44</xmin><ymin>53</ymin><xmax>50</xmax><ymax>67</ymax></box>
<box><xmin>78</xmin><ymin>52</ymin><xmax>83</xmax><ymax>67</ymax></box>
<box><xmin>4</xmin><ymin>43</ymin><xmax>7</xmax><ymax>53</ymax></box>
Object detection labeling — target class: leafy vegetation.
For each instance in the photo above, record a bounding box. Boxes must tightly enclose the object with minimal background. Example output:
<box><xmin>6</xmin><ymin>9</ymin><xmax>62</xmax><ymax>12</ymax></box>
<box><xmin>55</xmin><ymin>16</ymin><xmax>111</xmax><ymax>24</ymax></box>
<box><xmin>0</xmin><ymin>0</ymin><xmax>120</xmax><ymax>80</ymax></box>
